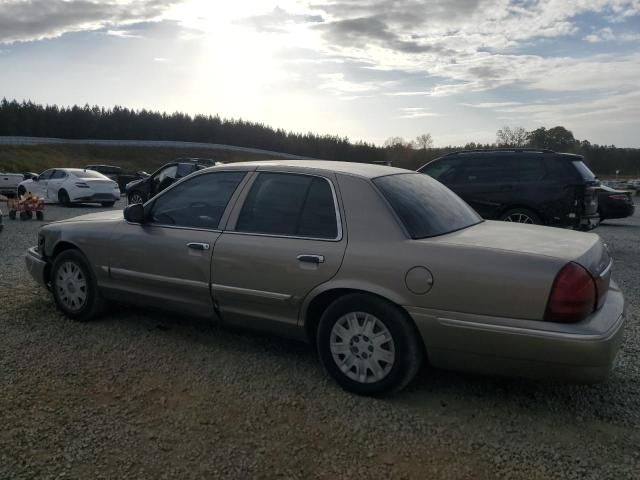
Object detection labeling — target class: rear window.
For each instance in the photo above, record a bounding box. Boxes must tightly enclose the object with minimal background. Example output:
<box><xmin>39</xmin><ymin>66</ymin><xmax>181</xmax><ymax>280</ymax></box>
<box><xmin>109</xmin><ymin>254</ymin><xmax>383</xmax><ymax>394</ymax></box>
<box><xmin>374</xmin><ymin>173</ymin><xmax>482</xmax><ymax>239</ymax></box>
<box><xmin>73</xmin><ymin>170</ymin><xmax>107</xmax><ymax>179</ymax></box>
<box><xmin>573</xmin><ymin>160</ymin><xmax>597</xmax><ymax>182</ymax></box>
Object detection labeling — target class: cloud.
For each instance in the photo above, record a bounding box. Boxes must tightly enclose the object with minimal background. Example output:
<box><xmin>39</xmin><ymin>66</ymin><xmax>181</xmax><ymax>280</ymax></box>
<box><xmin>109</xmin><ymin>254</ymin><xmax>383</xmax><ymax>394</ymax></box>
<box><xmin>463</xmin><ymin>101</ymin><xmax>523</xmax><ymax>108</ymax></box>
<box><xmin>238</xmin><ymin>6</ymin><xmax>323</xmax><ymax>33</ymax></box>
<box><xmin>398</xmin><ymin>107</ymin><xmax>439</xmax><ymax>119</ymax></box>
<box><xmin>106</xmin><ymin>29</ymin><xmax>143</xmax><ymax>38</ymax></box>
<box><xmin>584</xmin><ymin>27</ymin><xmax>616</xmax><ymax>43</ymax></box>
<box><xmin>0</xmin><ymin>0</ymin><xmax>177</xmax><ymax>44</ymax></box>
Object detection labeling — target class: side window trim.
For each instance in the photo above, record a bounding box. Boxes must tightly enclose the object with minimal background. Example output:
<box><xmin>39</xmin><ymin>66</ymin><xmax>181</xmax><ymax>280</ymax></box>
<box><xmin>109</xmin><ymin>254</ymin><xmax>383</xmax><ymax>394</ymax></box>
<box><xmin>226</xmin><ymin>171</ymin><xmax>344</xmax><ymax>242</ymax></box>
<box><xmin>140</xmin><ymin>171</ymin><xmax>249</xmax><ymax>232</ymax></box>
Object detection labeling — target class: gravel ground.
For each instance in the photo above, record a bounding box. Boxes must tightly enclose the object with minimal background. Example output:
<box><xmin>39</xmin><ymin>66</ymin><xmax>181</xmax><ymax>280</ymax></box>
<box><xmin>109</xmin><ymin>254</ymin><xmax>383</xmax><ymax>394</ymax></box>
<box><xmin>1</xmin><ymin>199</ymin><xmax>639</xmax><ymax>479</ymax></box>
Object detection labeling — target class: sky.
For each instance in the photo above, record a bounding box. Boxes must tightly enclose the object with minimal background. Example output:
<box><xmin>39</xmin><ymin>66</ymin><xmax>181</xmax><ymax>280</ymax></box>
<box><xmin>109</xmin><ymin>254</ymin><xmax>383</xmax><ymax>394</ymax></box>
<box><xmin>0</xmin><ymin>0</ymin><xmax>639</xmax><ymax>147</ymax></box>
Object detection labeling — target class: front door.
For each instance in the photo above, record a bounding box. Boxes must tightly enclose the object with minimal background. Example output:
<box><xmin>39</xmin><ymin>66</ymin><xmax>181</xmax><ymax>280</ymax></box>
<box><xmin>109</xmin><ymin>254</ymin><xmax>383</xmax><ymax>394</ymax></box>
<box><xmin>30</xmin><ymin>169</ymin><xmax>54</xmax><ymax>199</ymax></box>
<box><xmin>212</xmin><ymin>171</ymin><xmax>347</xmax><ymax>335</ymax></box>
<box><xmin>106</xmin><ymin>170</ymin><xmax>248</xmax><ymax>318</ymax></box>
<box><xmin>46</xmin><ymin>169</ymin><xmax>68</xmax><ymax>202</ymax></box>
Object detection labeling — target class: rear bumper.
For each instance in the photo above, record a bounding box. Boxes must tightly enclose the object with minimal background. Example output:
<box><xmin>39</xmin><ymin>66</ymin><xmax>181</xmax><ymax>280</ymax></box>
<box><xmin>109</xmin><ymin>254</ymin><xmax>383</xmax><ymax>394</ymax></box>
<box><xmin>601</xmin><ymin>203</ymin><xmax>635</xmax><ymax>220</ymax></box>
<box><xmin>71</xmin><ymin>192</ymin><xmax>119</xmax><ymax>203</ymax></box>
<box><xmin>25</xmin><ymin>246</ymin><xmax>49</xmax><ymax>287</ymax></box>
<box><xmin>407</xmin><ymin>281</ymin><xmax>626</xmax><ymax>383</ymax></box>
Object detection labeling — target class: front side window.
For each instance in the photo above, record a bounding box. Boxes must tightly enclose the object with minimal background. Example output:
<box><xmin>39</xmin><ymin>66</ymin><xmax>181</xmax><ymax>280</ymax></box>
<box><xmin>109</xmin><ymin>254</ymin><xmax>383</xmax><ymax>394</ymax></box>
<box><xmin>236</xmin><ymin>172</ymin><xmax>338</xmax><ymax>239</ymax></box>
<box><xmin>39</xmin><ymin>169</ymin><xmax>55</xmax><ymax>181</ymax></box>
<box><xmin>374</xmin><ymin>173</ymin><xmax>482</xmax><ymax>239</ymax></box>
<box><xmin>419</xmin><ymin>159</ymin><xmax>461</xmax><ymax>184</ymax></box>
<box><xmin>150</xmin><ymin>172</ymin><xmax>246</xmax><ymax>229</ymax></box>
<box><xmin>51</xmin><ymin>170</ymin><xmax>67</xmax><ymax>180</ymax></box>
<box><xmin>176</xmin><ymin>163</ymin><xmax>196</xmax><ymax>178</ymax></box>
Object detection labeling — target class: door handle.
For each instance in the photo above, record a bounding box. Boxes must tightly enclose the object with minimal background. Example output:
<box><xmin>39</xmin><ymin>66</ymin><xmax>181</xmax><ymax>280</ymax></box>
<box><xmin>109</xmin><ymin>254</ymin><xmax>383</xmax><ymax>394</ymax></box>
<box><xmin>297</xmin><ymin>254</ymin><xmax>325</xmax><ymax>264</ymax></box>
<box><xmin>187</xmin><ymin>242</ymin><xmax>210</xmax><ymax>251</ymax></box>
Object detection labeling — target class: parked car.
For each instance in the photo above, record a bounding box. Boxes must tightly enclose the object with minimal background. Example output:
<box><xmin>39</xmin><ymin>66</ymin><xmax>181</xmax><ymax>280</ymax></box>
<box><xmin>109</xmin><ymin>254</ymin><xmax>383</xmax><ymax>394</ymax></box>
<box><xmin>0</xmin><ymin>207</ymin><xmax>3</xmax><ymax>232</ymax></box>
<box><xmin>597</xmin><ymin>185</ymin><xmax>635</xmax><ymax>221</ymax></box>
<box><xmin>18</xmin><ymin>168</ymin><xmax>120</xmax><ymax>207</ymax></box>
<box><xmin>0</xmin><ymin>172</ymin><xmax>24</xmax><ymax>198</ymax></box>
<box><xmin>418</xmin><ymin>149</ymin><xmax>600</xmax><ymax>230</ymax></box>
<box><xmin>25</xmin><ymin>161</ymin><xmax>625</xmax><ymax>395</ymax></box>
<box><xmin>125</xmin><ymin>158</ymin><xmax>217</xmax><ymax>205</ymax></box>
<box><xmin>84</xmin><ymin>164</ymin><xmax>143</xmax><ymax>192</ymax></box>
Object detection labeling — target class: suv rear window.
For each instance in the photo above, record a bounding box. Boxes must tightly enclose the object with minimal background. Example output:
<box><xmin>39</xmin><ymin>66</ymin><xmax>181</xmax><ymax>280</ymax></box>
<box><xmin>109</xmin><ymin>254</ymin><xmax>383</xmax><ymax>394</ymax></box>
<box><xmin>374</xmin><ymin>173</ymin><xmax>482</xmax><ymax>239</ymax></box>
<box><xmin>573</xmin><ymin>160</ymin><xmax>597</xmax><ymax>182</ymax></box>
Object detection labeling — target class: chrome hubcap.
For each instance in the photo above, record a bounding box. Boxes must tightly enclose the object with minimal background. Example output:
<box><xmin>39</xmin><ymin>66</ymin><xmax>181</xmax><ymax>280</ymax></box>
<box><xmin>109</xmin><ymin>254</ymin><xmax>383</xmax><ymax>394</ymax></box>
<box><xmin>330</xmin><ymin>312</ymin><xmax>396</xmax><ymax>384</ymax></box>
<box><xmin>504</xmin><ymin>213</ymin><xmax>534</xmax><ymax>224</ymax></box>
<box><xmin>55</xmin><ymin>261</ymin><xmax>87</xmax><ymax>312</ymax></box>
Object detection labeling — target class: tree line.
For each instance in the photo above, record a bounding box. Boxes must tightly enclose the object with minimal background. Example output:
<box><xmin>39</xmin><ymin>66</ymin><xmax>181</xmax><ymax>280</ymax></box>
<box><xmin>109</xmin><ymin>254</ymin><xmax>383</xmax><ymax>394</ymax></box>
<box><xmin>0</xmin><ymin>99</ymin><xmax>638</xmax><ymax>175</ymax></box>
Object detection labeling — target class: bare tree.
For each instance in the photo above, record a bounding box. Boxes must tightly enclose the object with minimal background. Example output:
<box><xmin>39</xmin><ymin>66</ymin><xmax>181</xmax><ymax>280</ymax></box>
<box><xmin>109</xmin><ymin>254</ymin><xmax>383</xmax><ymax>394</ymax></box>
<box><xmin>496</xmin><ymin>126</ymin><xmax>528</xmax><ymax>147</ymax></box>
<box><xmin>414</xmin><ymin>133</ymin><xmax>434</xmax><ymax>150</ymax></box>
<box><xmin>384</xmin><ymin>136</ymin><xmax>408</xmax><ymax>148</ymax></box>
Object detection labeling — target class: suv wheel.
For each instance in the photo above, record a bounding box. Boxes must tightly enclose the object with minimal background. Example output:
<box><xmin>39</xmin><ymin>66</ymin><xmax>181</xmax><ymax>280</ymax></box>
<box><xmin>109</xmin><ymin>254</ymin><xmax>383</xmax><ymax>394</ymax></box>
<box><xmin>317</xmin><ymin>293</ymin><xmax>424</xmax><ymax>396</ymax></box>
<box><xmin>500</xmin><ymin>208</ymin><xmax>541</xmax><ymax>225</ymax></box>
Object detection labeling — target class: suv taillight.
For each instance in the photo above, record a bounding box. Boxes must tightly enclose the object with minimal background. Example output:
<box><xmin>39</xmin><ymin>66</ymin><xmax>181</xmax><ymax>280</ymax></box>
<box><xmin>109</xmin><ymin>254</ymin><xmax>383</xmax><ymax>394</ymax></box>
<box><xmin>545</xmin><ymin>262</ymin><xmax>596</xmax><ymax>323</ymax></box>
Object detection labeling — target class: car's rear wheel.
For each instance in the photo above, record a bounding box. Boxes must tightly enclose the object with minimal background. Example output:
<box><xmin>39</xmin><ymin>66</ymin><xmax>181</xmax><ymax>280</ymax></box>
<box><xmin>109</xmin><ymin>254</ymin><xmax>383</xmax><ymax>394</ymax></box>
<box><xmin>101</xmin><ymin>201</ymin><xmax>115</xmax><ymax>208</ymax></box>
<box><xmin>51</xmin><ymin>250</ymin><xmax>104</xmax><ymax>321</ymax></box>
<box><xmin>500</xmin><ymin>208</ymin><xmax>541</xmax><ymax>225</ymax></box>
<box><xmin>128</xmin><ymin>191</ymin><xmax>145</xmax><ymax>205</ymax></box>
<box><xmin>58</xmin><ymin>190</ymin><xmax>71</xmax><ymax>206</ymax></box>
<box><xmin>317</xmin><ymin>293</ymin><xmax>424</xmax><ymax>396</ymax></box>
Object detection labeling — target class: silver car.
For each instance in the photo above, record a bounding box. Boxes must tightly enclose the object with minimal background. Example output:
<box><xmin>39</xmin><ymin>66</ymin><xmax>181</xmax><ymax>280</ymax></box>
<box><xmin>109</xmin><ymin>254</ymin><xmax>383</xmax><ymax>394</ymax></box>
<box><xmin>25</xmin><ymin>161</ymin><xmax>625</xmax><ymax>395</ymax></box>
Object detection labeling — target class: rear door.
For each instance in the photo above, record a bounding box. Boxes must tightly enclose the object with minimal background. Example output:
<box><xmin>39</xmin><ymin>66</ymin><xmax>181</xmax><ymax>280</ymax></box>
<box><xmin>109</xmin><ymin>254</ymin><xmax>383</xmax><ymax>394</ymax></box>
<box><xmin>212</xmin><ymin>170</ymin><xmax>347</xmax><ymax>334</ymax></box>
<box><xmin>450</xmin><ymin>155</ymin><xmax>518</xmax><ymax>219</ymax></box>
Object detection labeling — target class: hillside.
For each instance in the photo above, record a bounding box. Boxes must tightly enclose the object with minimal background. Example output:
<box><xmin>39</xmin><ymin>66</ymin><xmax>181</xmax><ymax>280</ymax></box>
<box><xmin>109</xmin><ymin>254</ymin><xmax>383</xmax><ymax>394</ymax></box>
<box><xmin>0</xmin><ymin>140</ymin><xmax>305</xmax><ymax>174</ymax></box>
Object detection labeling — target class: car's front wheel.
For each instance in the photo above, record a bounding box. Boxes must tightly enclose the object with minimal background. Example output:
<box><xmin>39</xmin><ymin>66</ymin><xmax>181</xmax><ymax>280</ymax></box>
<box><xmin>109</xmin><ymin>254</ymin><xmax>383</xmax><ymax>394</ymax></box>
<box><xmin>17</xmin><ymin>185</ymin><xmax>26</xmax><ymax>197</ymax></box>
<box><xmin>128</xmin><ymin>191</ymin><xmax>145</xmax><ymax>205</ymax></box>
<box><xmin>317</xmin><ymin>293</ymin><xmax>424</xmax><ymax>396</ymax></box>
<box><xmin>51</xmin><ymin>250</ymin><xmax>104</xmax><ymax>321</ymax></box>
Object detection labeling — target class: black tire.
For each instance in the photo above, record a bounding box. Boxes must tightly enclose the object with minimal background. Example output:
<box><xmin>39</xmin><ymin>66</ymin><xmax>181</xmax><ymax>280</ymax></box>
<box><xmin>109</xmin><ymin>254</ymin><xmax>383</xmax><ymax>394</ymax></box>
<box><xmin>19</xmin><ymin>211</ymin><xmax>28</xmax><ymax>220</ymax></box>
<box><xmin>58</xmin><ymin>190</ymin><xmax>71</xmax><ymax>206</ymax></box>
<box><xmin>499</xmin><ymin>208</ymin><xmax>541</xmax><ymax>225</ymax></box>
<box><xmin>17</xmin><ymin>185</ymin><xmax>26</xmax><ymax>197</ymax></box>
<box><xmin>317</xmin><ymin>293</ymin><xmax>424</xmax><ymax>396</ymax></box>
<box><xmin>101</xmin><ymin>202</ymin><xmax>115</xmax><ymax>208</ymax></box>
<box><xmin>36</xmin><ymin>211</ymin><xmax>44</xmax><ymax>221</ymax></box>
<box><xmin>9</xmin><ymin>210</ymin><xmax>16</xmax><ymax>220</ymax></box>
<box><xmin>51</xmin><ymin>249</ymin><xmax>104</xmax><ymax>322</ymax></box>
<box><xmin>128</xmin><ymin>191</ymin><xmax>145</xmax><ymax>205</ymax></box>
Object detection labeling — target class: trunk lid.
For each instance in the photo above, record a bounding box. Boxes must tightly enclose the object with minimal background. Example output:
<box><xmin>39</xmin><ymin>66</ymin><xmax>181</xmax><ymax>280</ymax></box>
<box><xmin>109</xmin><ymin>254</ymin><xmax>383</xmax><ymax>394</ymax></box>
<box><xmin>429</xmin><ymin>220</ymin><xmax>611</xmax><ymax>277</ymax></box>
<box><xmin>78</xmin><ymin>178</ymin><xmax>118</xmax><ymax>194</ymax></box>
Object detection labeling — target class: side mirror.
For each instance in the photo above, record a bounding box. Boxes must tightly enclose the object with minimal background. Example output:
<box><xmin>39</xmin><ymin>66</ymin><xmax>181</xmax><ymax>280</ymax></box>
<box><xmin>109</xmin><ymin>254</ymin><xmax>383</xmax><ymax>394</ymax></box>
<box><xmin>124</xmin><ymin>203</ymin><xmax>145</xmax><ymax>224</ymax></box>
<box><xmin>32</xmin><ymin>176</ymin><xmax>39</xmax><ymax>182</ymax></box>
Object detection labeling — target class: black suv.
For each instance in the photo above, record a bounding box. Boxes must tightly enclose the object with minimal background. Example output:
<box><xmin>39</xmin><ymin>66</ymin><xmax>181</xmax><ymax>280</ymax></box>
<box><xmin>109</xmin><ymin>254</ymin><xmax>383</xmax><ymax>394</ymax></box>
<box><xmin>125</xmin><ymin>158</ymin><xmax>218</xmax><ymax>205</ymax></box>
<box><xmin>84</xmin><ymin>164</ymin><xmax>142</xmax><ymax>192</ymax></box>
<box><xmin>418</xmin><ymin>149</ymin><xmax>600</xmax><ymax>229</ymax></box>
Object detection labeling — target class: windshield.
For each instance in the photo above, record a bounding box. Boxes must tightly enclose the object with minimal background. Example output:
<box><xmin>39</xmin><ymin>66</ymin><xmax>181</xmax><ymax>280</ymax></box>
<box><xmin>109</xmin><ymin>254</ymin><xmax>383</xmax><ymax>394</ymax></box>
<box><xmin>373</xmin><ymin>173</ymin><xmax>482</xmax><ymax>239</ymax></box>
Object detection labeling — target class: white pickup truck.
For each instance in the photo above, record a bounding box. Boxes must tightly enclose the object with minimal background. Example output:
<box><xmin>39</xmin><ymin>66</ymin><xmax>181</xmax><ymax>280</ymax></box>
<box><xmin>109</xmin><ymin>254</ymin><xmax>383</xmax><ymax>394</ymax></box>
<box><xmin>0</xmin><ymin>173</ymin><xmax>24</xmax><ymax>198</ymax></box>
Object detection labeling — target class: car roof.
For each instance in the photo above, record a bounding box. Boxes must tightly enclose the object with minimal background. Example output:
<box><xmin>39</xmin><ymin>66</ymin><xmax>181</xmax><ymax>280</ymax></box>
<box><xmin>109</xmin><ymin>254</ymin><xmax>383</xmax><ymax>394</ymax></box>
<box><xmin>207</xmin><ymin>160</ymin><xmax>409</xmax><ymax>179</ymax></box>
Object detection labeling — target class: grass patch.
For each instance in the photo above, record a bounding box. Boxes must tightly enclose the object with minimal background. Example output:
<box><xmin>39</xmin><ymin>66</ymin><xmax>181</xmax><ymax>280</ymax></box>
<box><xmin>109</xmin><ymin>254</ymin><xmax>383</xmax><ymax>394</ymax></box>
<box><xmin>0</xmin><ymin>144</ymin><xmax>279</xmax><ymax>174</ymax></box>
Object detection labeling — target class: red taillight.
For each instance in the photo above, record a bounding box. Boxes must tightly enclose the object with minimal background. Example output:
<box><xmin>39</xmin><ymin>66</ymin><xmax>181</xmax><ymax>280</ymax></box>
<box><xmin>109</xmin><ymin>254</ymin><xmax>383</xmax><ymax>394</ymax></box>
<box><xmin>608</xmin><ymin>194</ymin><xmax>629</xmax><ymax>201</ymax></box>
<box><xmin>545</xmin><ymin>262</ymin><xmax>596</xmax><ymax>323</ymax></box>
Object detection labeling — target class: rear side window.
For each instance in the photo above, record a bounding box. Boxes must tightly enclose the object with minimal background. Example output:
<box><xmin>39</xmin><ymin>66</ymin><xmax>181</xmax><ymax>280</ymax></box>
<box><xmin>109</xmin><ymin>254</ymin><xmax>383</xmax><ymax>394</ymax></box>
<box><xmin>518</xmin><ymin>157</ymin><xmax>546</xmax><ymax>182</ymax></box>
<box><xmin>374</xmin><ymin>173</ymin><xmax>482</xmax><ymax>239</ymax></box>
<box><xmin>236</xmin><ymin>172</ymin><xmax>338</xmax><ymax>239</ymax></box>
<box><xmin>150</xmin><ymin>171</ymin><xmax>246</xmax><ymax>229</ymax></box>
<box><xmin>457</xmin><ymin>156</ymin><xmax>517</xmax><ymax>184</ymax></box>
